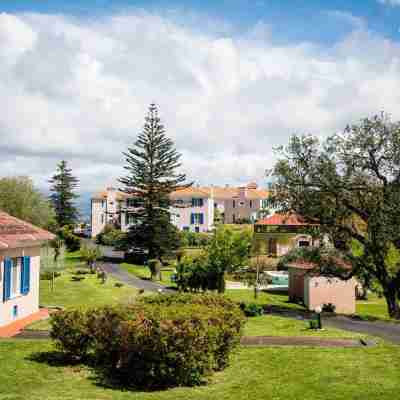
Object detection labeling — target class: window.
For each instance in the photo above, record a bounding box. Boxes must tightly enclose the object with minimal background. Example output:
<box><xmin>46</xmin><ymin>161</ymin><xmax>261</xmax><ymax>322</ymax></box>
<box><xmin>127</xmin><ymin>214</ymin><xmax>135</xmax><ymax>225</ymax></box>
<box><xmin>232</xmin><ymin>200</ymin><xmax>236</xmax><ymax>208</ymax></box>
<box><xmin>127</xmin><ymin>198</ymin><xmax>142</xmax><ymax>208</ymax></box>
<box><xmin>298</xmin><ymin>241</ymin><xmax>310</xmax><ymax>247</ymax></box>
<box><xmin>11</xmin><ymin>258</ymin><xmax>21</xmax><ymax>298</ymax></box>
<box><xmin>190</xmin><ymin>213</ymin><xmax>204</xmax><ymax>225</ymax></box>
<box><xmin>195</xmin><ymin>227</ymin><xmax>200</xmax><ymax>233</ymax></box>
<box><xmin>183</xmin><ymin>227</ymin><xmax>190</xmax><ymax>231</ymax></box>
<box><xmin>250</xmin><ymin>200</ymin><xmax>253</xmax><ymax>208</ymax></box>
<box><xmin>232</xmin><ymin>213</ymin><xmax>236</xmax><ymax>223</ymax></box>
<box><xmin>3</xmin><ymin>257</ymin><xmax>30</xmax><ymax>300</ymax></box>
<box><xmin>101</xmin><ymin>200</ymin><xmax>105</xmax><ymax>208</ymax></box>
<box><xmin>239</xmin><ymin>201</ymin><xmax>245</xmax><ymax>207</ymax></box>
<box><xmin>101</xmin><ymin>214</ymin><xmax>104</xmax><ymax>224</ymax></box>
<box><xmin>192</xmin><ymin>198</ymin><xmax>204</xmax><ymax>207</ymax></box>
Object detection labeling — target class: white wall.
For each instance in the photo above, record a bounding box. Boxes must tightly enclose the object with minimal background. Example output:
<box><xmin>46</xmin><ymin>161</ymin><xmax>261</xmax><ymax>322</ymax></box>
<box><xmin>0</xmin><ymin>246</ymin><xmax>40</xmax><ymax>327</ymax></box>
<box><xmin>91</xmin><ymin>199</ymin><xmax>106</xmax><ymax>238</ymax></box>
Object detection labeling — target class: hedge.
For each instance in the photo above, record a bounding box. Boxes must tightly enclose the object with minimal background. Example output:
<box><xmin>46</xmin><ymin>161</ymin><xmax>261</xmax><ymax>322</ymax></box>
<box><xmin>50</xmin><ymin>294</ymin><xmax>245</xmax><ymax>388</ymax></box>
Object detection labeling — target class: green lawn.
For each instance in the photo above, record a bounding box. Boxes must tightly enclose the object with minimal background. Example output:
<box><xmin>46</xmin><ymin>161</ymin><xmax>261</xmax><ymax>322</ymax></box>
<box><xmin>120</xmin><ymin>263</ymin><xmax>176</xmax><ymax>287</ymax></box>
<box><xmin>244</xmin><ymin>314</ymin><xmax>364</xmax><ymax>338</ymax></box>
<box><xmin>225</xmin><ymin>289</ymin><xmax>305</xmax><ymax>311</ymax></box>
<box><xmin>226</xmin><ymin>289</ymin><xmax>399</xmax><ymax>323</ymax></box>
<box><xmin>1</xmin><ymin>339</ymin><xmax>399</xmax><ymax>400</ymax></box>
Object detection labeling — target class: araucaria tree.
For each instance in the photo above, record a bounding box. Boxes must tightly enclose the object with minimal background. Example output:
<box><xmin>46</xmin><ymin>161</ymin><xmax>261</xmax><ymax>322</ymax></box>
<box><xmin>49</xmin><ymin>160</ymin><xmax>79</xmax><ymax>227</ymax></box>
<box><xmin>119</xmin><ymin>103</ymin><xmax>190</xmax><ymax>262</ymax></box>
<box><xmin>270</xmin><ymin>114</ymin><xmax>400</xmax><ymax>318</ymax></box>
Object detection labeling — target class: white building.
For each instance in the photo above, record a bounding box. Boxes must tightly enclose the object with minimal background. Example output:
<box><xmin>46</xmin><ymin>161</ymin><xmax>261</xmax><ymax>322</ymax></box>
<box><xmin>91</xmin><ymin>183</ymin><xmax>269</xmax><ymax>237</ymax></box>
<box><xmin>0</xmin><ymin>211</ymin><xmax>54</xmax><ymax>329</ymax></box>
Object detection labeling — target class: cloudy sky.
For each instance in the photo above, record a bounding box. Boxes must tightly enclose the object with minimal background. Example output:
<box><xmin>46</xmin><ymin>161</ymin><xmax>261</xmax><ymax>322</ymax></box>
<box><xmin>2</xmin><ymin>0</ymin><xmax>400</xmax><ymax>203</ymax></box>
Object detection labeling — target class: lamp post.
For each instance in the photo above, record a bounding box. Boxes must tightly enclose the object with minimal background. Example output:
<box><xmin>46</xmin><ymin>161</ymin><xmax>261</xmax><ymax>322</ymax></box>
<box><xmin>315</xmin><ymin>306</ymin><xmax>322</xmax><ymax>329</ymax></box>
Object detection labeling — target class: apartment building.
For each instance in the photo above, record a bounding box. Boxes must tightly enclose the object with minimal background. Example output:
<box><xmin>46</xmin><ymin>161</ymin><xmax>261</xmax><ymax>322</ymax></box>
<box><xmin>91</xmin><ymin>183</ymin><xmax>269</xmax><ymax>237</ymax></box>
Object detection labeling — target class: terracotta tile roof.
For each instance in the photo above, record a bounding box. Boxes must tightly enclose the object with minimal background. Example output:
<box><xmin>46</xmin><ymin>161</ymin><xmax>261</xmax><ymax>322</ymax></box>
<box><xmin>94</xmin><ymin>183</ymin><xmax>269</xmax><ymax>201</ymax></box>
<box><xmin>256</xmin><ymin>213</ymin><xmax>318</xmax><ymax>226</ymax></box>
<box><xmin>170</xmin><ymin>187</ymin><xmax>212</xmax><ymax>199</ymax></box>
<box><xmin>0</xmin><ymin>211</ymin><xmax>55</xmax><ymax>250</ymax></box>
<box><xmin>92</xmin><ymin>190</ymin><xmax>131</xmax><ymax>200</ymax></box>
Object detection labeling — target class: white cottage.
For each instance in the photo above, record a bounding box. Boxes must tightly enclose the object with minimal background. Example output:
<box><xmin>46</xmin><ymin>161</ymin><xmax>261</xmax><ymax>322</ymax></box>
<box><xmin>0</xmin><ymin>211</ymin><xmax>54</xmax><ymax>329</ymax></box>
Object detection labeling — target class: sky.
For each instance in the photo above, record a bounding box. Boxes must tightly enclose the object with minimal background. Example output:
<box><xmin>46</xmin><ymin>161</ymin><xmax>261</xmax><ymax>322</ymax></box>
<box><xmin>2</xmin><ymin>0</ymin><xmax>400</xmax><ymax>204</ymax></box>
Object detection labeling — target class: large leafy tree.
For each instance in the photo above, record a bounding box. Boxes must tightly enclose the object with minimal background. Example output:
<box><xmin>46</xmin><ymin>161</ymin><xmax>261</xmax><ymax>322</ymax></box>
<box><xmin>270</xmin><ymin>114</ymin><xmax>400</xmax><ymax>318</ymax></box>
<box><xmin>119</xmin><ymin>103</ymin><xmax>190</xmax><ymax>261</ymax></box>
<box><xmin>49</xmin><ymin>160</ymin><xmax>79</xmax><ymax>227</ymax></box>
<box><xmin>0</xmin><ymin>176</ymin><xmax>56</xmax><ymax>230</ymax></box>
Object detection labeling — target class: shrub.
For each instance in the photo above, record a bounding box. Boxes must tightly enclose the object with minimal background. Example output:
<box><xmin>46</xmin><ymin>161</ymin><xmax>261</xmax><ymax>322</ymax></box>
<box><xmin>239</xmin><ymin>302</ymin><xmax>263</xmax><ymax>317</ymax></box>
<box><xmin>148</xmin><ymin>259</ymin><xmax>161</xmax><ymax>280</ymax></box>
<box><xmin>96</xmin><ymin>224</ymin><xmax>126</xmax><ymax>247</ymax></box>
<box><xmin>50</xmin><ymin>295</ymin><xmax>245</xmax><ymax>388</ymax></box>
<box><xmin>50</xmin><ymin>310</ymin><xmax>92</xmax><ymax>359</ymax></box>
<box><xmin>57</xmin><ymin>225</ymin><xmax>81</xmax><ymax>252</ymax></box>
<box><xmin>322</xmin><ymin>303</ymin><xmax>336</xmax><ymax>313</ymax></box>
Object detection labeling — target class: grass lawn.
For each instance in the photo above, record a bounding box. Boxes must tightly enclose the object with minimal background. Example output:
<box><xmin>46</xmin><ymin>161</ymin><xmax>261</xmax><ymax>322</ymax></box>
<box><xmin>244</xmin><ymin>314</ymin><xmax>364</xmax><ymax>338</ymax></box>
<box><xmin>1</xmin><ymin>339</ymin><xmax>399</xmax><ymax>400</ymax></box>
<box><xmin>225</xmin><ymin>289</ymin><xmax>305</xmax><ymax>311</ymax></box>
<box><xmin>120</xmin><ymin>263</ymin><xmax>176</xmax><ymax>287</ymax></box>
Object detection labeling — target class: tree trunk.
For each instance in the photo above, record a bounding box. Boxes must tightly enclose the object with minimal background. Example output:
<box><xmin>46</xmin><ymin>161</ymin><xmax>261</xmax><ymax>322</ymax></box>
<box><xmin>384</xmin><ymin>289</ymin><xmax>400</xmax><ymax>319</ymax></box>
<box><xmin>217</xmin><ymin>274</ymin><xmax>225</xmax><ymax>294</ymax></box>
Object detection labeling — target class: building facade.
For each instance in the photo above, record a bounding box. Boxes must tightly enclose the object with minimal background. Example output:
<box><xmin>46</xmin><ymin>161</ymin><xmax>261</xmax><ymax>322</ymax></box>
<box><xmin>288</xmin><ymin>262</ymin><xmax>356</xmax><ymax>314</ymax></box>
<box><xmin>0</xmin><ymin>211</ymin><xmax>54</xmax><ymax>328</ymax></box>
<box><xmin>253</xmin><ymin>213</ymin><xmax>318</xmax><ymax>257</ymax></box>
<box><xmin>91</xmin><ymin>183</ymin><xmax>269</xmax><ymax>237</ymax></box>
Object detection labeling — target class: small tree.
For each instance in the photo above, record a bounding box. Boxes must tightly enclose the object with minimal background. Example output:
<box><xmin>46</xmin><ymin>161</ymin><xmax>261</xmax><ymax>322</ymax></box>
<box><xmin>41</xmin><ymin>240</ymin><xmax>66</xmax><ymax>291</ymax></box>
<box><xmin>49</xmin><ymin>160</ymin><xmax>79</xmax><ymax>227</ymax></box>
<box><xmin>207</xmin><ymin>226</ymin><xmax>252</xmax><ymax>293</ymax></box>
<box><xmin>81</xmin><ymin>245</ymin><xmax>102</xmax><ymax>274</ymax></box>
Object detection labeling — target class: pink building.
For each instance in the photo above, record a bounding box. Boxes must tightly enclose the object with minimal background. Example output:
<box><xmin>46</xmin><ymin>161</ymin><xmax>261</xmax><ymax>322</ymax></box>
<box><xmin>288</xmin><ymin>261</ymin><xmax>356</xmax><ymax>315</ymax></box>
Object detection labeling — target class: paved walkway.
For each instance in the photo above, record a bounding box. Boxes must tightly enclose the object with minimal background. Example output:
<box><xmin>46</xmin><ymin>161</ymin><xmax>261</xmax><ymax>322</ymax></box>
<box><xmin>265</xmin><ymin>306</ymin><xmax>400</xmax><ymax>345</ymax></box>
<box><xmin>324</xmin><ymin>316</ymin><xmax>400</xmax><ymax>345</ymax></box>
<box><xmin>0</xmin><ymin>309</ymin><xmax>49</xmax><ymax>338</ymax></box>
<box><xmin>241</xmin><ymin>336</ymin><xmax>367</xmax><ymax>347</ymax></box>
<box><xmin>101</xmin><ymin>262</ymin><xmax>175</xmax><ymax>293</ymax></box>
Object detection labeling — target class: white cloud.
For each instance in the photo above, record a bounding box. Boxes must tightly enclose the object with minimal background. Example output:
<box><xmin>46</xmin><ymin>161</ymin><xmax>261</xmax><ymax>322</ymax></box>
<box><xmin>1</xmin><ymin>10</ymin><xmax>400</xmax><ymax>199</ymax></box>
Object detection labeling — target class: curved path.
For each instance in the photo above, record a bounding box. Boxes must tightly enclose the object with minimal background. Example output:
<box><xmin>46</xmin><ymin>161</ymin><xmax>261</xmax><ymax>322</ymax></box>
<box><xmin>324</xmin><ymin>316</ymin><xmax>400</xmax><ymax>344</ymax></box>
<box><xmin>101</xmin><ymin>262</ymin><xmax>175</xmax><ymax>293</ymax></box>
<box><xmin>265</xmin><ymin>306</ymin><xmax>400</xmax><ymax>345</ymax></box>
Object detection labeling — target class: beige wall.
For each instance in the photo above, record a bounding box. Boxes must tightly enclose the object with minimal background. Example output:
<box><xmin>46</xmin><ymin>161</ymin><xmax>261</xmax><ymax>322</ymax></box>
<box><xmin>0</xmin><ymin>246</ymin><xmax>41</xmax><ymax>327</ymax></box>
<box><xmin>304</xmin><ymin>276</ymin><xmax>356</xmax><ymax>314</ymax></box>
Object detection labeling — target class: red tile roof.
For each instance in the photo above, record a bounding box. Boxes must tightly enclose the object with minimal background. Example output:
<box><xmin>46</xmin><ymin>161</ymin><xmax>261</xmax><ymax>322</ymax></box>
<box><xmin>256</xmin><ymin>213</ymin><xmax>318</xmax><ymax>226</ymax></box>
<box><xmin>0</xmin><ymin>211</ymin><xmax>55</xmax><ymax>250</ymax></box>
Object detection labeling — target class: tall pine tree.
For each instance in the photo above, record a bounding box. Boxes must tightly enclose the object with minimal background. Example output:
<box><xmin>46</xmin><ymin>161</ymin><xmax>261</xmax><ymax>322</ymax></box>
<box><xmin>119</xmin><ymin>103</ymin><xmax>191</xmax><ymax>261</ymax></box>
<box><xmin>49</xmin><ymin>160</ymin><xmax>79</xmax><ymax>227</ymax></box>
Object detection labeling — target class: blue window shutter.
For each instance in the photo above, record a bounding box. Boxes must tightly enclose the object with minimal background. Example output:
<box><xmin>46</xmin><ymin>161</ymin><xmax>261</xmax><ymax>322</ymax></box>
<box><xmin>190</xmin><ymin>213</ymin><xmax>194</xmax><ymax>224</ymax></box>
<box><xmin>3</xmin><ymin>258</ymin><xmax>12</xmax><ymax>302</ymax></box>
<box><xmin>200</xmin><ymin>213</ymin><xmax>204</xmax><ymax>225</ymax></box>
<box><xmin>20</xmin><ymin>256</ymin><xmax>30</xmax><ymax>295</ymax></box>
<box><xmin>191</xmin><ymin>198</ymin><xmax>195</xmax><ymax>207</ymax></box>
<box><xmin>199</xmin><ymin>198</ymin><xmax>203</xmax><ymax>207</ymax></box>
